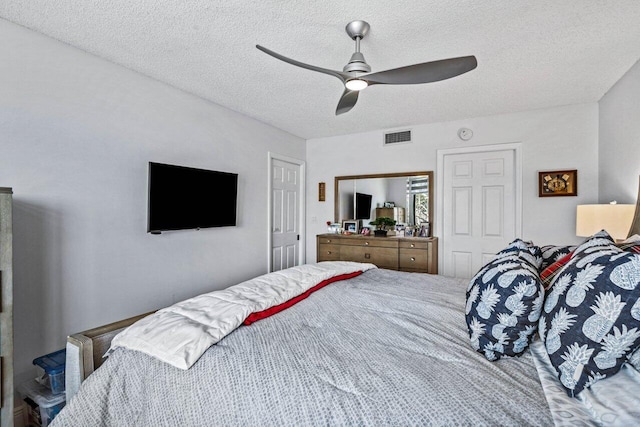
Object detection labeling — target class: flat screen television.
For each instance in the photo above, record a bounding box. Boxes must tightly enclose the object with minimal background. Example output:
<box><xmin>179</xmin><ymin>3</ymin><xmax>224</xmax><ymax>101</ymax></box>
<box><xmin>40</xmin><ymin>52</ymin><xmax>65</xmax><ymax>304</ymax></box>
<box><xmin>355</xmin><ymin>192</ymin><xmax>372</xmax><ymax>220</ymax></box>
<box><xmin>147</xmin><ymin>162</ymin><xmax>238</xmax><ymax>233</ymax></box>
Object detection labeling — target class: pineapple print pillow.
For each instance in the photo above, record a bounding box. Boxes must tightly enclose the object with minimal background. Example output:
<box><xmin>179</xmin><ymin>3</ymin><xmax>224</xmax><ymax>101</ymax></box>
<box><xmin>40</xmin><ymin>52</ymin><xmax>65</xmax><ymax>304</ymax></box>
<box><xmin>539</xmin><ymin>230</ymin><xmax>640</xmax><ymax>397</ymax></box>
<box><xmin>466</xmin><ymin>239</ymin><xmax>543</xmax><ymax>361</ymax></box>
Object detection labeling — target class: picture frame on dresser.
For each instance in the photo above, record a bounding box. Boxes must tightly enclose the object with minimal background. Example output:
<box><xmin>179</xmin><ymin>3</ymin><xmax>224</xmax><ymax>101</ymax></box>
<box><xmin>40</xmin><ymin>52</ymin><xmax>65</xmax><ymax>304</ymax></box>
<box><xmin>342</xmin><ymin>220</ymin><xmax>359</xmax><ymax>233</ymax></box>
<box><xmin>418</xmin><ymin>222</ymin><xmax>430</xmax><ymax>237</ymax></box>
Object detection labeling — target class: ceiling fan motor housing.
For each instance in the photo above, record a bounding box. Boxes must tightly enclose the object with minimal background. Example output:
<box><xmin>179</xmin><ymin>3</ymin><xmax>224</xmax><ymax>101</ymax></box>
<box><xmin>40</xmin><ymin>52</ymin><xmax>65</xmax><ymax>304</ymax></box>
<box><xmin>343</xmin><ymin>52</ymin><xmax>371</xmax><ymax>73</ymax></box>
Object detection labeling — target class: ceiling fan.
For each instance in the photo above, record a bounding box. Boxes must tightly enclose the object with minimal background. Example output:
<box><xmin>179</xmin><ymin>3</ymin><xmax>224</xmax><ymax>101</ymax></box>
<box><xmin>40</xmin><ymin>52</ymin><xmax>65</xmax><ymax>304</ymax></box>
<box><xmin>256</xmin><ymin>20</ymin><xmax>477</xmax><ymax>115</ymax></box>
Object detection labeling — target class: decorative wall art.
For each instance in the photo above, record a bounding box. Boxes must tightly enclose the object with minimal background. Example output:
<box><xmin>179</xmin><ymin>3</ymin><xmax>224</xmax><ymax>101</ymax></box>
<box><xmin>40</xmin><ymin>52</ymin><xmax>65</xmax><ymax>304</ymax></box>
<box><xmin>538</xmin><ymin>170</ymin><xmax>577</xmax><ymax>197</ymax></box>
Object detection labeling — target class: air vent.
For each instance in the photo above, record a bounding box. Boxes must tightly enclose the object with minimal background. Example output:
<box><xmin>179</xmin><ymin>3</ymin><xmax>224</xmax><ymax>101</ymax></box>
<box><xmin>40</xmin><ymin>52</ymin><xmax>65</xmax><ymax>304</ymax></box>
<box><xmin>383</xmin><ymin>130</ymin><xmax>412</xmax><ymax>146</ymax></box>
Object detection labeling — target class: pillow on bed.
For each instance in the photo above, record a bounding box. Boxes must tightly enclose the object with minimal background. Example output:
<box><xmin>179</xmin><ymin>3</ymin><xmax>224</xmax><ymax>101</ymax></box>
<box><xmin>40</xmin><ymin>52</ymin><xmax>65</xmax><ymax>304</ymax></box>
<box><xmin>466</xmin><ymin>239</ymin><xmax>543</xmax><ymax>361</ymax></box>
<box><xmin>540</xmin><ymin>252</ymin><xmax>574</xmax><ymax>290</ymax></box>
<box><xmin>539</xmin><ymin>230</ymin><xmax>640</xmax><ymax>397</ymax></box>
<box><xmin>540</xmin><ymin>245</ymin><xmax>577</xmax><ymax>271</ymax></box>
<box><xmin>617</xmin><ymin>240</ymin><xmax>640</xmax><ymax>254</ymax></box>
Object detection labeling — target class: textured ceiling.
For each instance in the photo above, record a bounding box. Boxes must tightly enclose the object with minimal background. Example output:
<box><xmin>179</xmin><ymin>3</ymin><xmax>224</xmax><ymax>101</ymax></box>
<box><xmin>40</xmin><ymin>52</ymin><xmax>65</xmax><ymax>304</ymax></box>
<box><xmin>2</xmin><ymin>1</ymin><xmax>640</xmax><ymax>139</ymax></box>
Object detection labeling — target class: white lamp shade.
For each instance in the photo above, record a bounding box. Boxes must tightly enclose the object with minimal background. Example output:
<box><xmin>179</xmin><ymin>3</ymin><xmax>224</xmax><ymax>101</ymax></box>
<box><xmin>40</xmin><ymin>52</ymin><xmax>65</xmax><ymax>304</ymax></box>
<box><xmin>576</xmin><ymin>204</ymin><xmax>635</xmax><ymax>240</ymax></box>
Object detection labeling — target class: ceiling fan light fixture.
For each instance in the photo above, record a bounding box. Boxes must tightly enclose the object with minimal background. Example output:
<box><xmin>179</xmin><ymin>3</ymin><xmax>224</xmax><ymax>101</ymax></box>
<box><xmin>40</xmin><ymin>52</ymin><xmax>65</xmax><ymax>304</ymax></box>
<box><xmin>345</xmin><ymin>78</ymin><xmax>368</xmax><ymax>91</ymax></box>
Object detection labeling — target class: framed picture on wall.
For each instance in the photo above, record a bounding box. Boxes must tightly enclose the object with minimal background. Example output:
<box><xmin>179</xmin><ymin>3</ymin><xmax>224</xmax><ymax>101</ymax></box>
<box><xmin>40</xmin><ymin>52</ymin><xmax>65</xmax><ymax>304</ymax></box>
<box><xmin>538</xmin><ymin>170</ymin><xmax>578</xmax><ymax>197</ymax></box>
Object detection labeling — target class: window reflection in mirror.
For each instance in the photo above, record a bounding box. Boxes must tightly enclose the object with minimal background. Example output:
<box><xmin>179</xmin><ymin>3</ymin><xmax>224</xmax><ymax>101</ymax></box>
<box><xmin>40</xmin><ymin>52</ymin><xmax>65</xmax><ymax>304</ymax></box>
<box><xmin>334</xmin><ymin>172</ymin><xmax>433</xmax><ymax>229</ymax></box>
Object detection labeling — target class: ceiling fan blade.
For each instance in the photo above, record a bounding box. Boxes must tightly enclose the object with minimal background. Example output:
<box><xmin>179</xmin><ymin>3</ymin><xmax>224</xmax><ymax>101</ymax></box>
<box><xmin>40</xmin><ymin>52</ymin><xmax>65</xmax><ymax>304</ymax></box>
<box><xmin>364</xmin><ymin>55</ymin><xmax>477</xmax><ymax>85</ymax></box>
<box><xmin>336</xmin><ymin>89</ymin><xmax>359</xmax><ymax>115</ymax></box>
<box><xmin>256</xmin><ymin>45</ymin><xmax>349</xmax><ymax>82</ymax></box>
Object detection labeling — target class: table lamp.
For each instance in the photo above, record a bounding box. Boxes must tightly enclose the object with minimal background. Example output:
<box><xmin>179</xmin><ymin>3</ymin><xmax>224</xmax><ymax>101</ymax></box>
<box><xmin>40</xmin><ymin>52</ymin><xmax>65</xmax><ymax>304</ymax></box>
<box><xmin>576</xmin><ymin>202</ymin><xmax>635</xmax><ymax>241</ymax></box>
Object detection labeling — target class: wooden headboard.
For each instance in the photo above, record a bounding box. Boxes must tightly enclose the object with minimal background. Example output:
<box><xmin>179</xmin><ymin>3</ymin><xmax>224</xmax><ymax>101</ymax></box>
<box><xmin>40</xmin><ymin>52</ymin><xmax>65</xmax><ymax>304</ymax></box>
<box><xmin>66</xmin><ymin>310</ymin><xmax>155</xmax><ymax>401</ymax></box>
<box><xmin>628</xmin><ymin>176</ymin><xmax>640</xmax><ymax>238</ymax></box>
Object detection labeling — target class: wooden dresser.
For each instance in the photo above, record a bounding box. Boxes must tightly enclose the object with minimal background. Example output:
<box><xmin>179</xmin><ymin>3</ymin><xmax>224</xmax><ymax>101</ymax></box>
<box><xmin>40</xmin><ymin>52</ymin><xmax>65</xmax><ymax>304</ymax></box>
<box><xmin>316</xmin><ymin>234</ymin><xmax>438</xmax><ymax>274</ymax></box>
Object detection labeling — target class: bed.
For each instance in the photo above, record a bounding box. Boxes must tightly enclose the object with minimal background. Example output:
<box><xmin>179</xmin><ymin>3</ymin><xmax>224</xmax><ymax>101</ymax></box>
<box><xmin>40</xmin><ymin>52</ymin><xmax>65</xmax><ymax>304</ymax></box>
<box><xmin>52</xmin><ymin>178</ymin><xmax>640</xmax><ymax>426</ymax></box>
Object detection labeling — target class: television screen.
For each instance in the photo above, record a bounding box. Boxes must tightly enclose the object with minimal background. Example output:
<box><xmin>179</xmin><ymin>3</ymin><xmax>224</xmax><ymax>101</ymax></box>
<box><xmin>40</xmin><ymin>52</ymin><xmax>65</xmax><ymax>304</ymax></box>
<box><xmin>355</xmin><ymin>192</ymin><xmax>372</xmax><ymax>220</ymax></box>
<box><xmin>148</xmin><ymin>162</ymin><xmax>238</xmax><ymax>233</ymax></box>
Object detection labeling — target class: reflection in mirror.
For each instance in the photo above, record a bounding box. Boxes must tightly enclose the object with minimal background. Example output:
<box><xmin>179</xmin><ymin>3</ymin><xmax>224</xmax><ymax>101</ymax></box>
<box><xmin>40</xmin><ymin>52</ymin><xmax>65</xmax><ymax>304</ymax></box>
<box><xmin>334</xmin><ymin>171</ymin><xmax>433</xmax><ymax>229</ymax></box>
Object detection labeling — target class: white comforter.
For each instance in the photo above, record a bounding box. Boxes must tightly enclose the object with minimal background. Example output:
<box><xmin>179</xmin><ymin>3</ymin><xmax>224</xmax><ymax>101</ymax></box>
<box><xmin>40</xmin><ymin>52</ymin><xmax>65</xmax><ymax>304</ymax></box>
<box><xmin>109</xmin><ymin>261</ymin><xmax>376</xmax><ymax>369</ymax></box>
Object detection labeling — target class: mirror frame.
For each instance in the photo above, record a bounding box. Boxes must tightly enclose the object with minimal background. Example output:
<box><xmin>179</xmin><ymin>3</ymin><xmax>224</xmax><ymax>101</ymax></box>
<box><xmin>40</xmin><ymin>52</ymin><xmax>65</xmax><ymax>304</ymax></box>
<box><xmin>334</xmin><ymin>171</ymin><xmax>434</xmax><ymax>225</ymax></box>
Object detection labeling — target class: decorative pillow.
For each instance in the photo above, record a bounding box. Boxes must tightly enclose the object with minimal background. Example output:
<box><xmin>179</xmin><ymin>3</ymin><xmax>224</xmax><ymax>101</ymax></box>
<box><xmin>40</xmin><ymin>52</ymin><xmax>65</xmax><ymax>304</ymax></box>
<box><xmin>539</xmin><ymin>230</ymin><xmax>640</xmax><ymax>397</ymax></box>
<box><xmin>466</xmin><ymin>240</ymin><xmax>543</xmax><ymax>361</ymax></box>
<box><xmin>617</xmin><ymin>240</ymin><xmax>640</xmax><ymax>254</ymax></box>
<box><xmin>540</xmin><ymin>252</ymin><xmax>574</xmax><ymax>290</ymax></box>
<box><xmin>540</xmin><ymin>245</ymin><xmax>577</xmax><ymax>271</ymax></box>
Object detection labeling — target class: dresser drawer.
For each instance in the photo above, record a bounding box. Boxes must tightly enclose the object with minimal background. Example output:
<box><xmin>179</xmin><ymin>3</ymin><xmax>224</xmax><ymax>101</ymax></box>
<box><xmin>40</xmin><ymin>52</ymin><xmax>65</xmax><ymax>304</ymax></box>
<box><xmin>318</xmin><ymin>236</ymin><xmax>344</xmax><ymax>245</ymax></box>
<box><xmin>341</xmin><ymin>245</ymin><xmax>398</xmax><ymax>270</ymax></box>
<box><xmin>317</xmin><ymin>244</ymin><xmax>341</xmax><ymax>261</ymax></box>
<box><xmin>399</xmin><ymin>240</ymin><xmax>428</xmax><ymax>250</ymax></box>
<box><xmin>399</xmin><ymin>248</ymin><xmax>428</xmax><ymax>271</ymax></box>
<box><xmin>352</xmin><ymin>237</ymin><xmax>398</xmax><ymax>248</ymax></box>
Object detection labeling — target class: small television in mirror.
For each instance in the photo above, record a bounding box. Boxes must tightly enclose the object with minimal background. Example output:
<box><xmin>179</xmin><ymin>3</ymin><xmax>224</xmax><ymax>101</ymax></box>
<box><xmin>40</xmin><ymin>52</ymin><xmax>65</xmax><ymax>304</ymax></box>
<box><xmin>355</xmin><ymin>192</ymin><xmax>372</xmax><ymax>220</ymax></box>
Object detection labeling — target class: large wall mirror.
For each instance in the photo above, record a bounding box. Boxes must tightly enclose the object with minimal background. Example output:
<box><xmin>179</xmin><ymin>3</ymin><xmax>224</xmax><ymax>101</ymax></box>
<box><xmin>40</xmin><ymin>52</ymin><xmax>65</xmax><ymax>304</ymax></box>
<box><xmin>334</xmin><ymin>171</ymin><xmax>434</xmax><ymax>229</ymax></box>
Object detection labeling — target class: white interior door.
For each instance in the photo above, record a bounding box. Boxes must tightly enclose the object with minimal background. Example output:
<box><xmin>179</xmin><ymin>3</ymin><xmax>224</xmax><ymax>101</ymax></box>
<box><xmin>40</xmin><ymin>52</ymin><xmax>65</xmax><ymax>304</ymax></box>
<box><xmin>442</xmin><ymin>148</ymin><xmax>518</xmax><ymax>279</ymax></box>
<box><xmin>271</xmin><ymin>158</ymin><xmax>302</xmax><ymax>272</ymax></box>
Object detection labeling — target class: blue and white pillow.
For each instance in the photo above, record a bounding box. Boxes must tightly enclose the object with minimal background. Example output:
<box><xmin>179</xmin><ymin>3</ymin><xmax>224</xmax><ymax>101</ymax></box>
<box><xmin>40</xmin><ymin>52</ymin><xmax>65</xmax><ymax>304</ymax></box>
<box><xmin>539</xmin><ymin>230</ymin><xmax>640</xmax><ymax>397</ymax></box>
<box><xmin>466</xmin><ymin>240</ymin><xmax>543</xmax><ymax>361</ymax></box>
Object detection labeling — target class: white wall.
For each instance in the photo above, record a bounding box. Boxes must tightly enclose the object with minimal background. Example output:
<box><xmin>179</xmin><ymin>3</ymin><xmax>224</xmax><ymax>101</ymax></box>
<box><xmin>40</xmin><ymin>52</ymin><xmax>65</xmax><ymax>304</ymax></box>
<box><xmin>0</xmin><ymin>20</ymin><xmax>305</xmax><ymax>384</ymax></box>
<box><xmin>306</xmin><ymin>103</ymin><xmax>599</xmax><ymax>262</ymax></box>
<box><xmin>599</xmin><ymin>59</ymin><xmax>640</xmax><ymax>203</ymax></box>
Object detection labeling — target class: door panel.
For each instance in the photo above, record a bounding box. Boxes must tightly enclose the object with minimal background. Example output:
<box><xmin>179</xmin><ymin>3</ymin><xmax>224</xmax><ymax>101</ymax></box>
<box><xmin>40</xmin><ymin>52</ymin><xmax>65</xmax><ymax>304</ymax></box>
<box><xmin>452</xmin><ymin>251</ymin><xmax>473</xmax><ymax>279</ymax></box>
<box><xmin>482</xmin><ymin>186</ymin><xmax>503</xmax><ymax>237</ymax></box>
<box><xmin>453</xmin><ymin>187</ymin><xmax>472</xmax><ymax>236</ymax></box>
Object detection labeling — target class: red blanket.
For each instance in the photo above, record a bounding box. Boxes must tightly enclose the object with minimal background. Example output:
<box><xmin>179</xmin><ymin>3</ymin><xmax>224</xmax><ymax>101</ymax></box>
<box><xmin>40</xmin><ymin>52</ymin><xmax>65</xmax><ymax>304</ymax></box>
<box><xmin>243</xmin><ymin>271</ymin><xmax>363</xmax><ymax>325</ymax></box>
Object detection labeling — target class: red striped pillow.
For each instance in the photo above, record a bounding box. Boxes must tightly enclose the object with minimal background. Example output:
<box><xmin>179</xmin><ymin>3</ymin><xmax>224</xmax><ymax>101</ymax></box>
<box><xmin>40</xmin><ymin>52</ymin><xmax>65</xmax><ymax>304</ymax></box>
<box><xmin>617</xmin><ymin>241</ymin><xmax>640</xmax><ymax>254</ymax></box>
<box><xmin>540</xmin><ymin>252</ymin><xmax>573</xmax><ymax>290</ymax></box>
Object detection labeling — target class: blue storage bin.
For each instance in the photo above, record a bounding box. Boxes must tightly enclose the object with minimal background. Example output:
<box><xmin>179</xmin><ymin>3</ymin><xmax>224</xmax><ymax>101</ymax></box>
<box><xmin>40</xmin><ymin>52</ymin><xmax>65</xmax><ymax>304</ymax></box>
<box><xmin>33</xmin><ymin>349</ymin><xmax>66</xmax><ymax>395</ymax></box>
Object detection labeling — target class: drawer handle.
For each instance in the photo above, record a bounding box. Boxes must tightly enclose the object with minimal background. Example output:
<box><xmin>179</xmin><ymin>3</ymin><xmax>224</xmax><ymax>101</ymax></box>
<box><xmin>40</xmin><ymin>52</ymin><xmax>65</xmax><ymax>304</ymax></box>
<box><xmin>410</xmin><ymin>257</ymin><xmax>416</xmax><ymax>262</ymax></box>
<box><xmin>364</xmin><ymin>253</ymin><xmax>371</xmax><ymax>259</ymax></box>
<box><xmin>327</xmin><ymin>251</ymin><xmax>332</xmax><ymax>255</ymax></box>
<box><xmin>410</xmin><ymin>244</ymin><xmax>415</xmax><ymax>248</ymax></box>
<box><xmin>326</xmin><ymin>239</ymin><xmax>331</xmax><ymax>243</ymax></box>
<box><xmin>365</xmin><ymin>242</ymin><xmax>369</xmax><ymax>246</ymax></box>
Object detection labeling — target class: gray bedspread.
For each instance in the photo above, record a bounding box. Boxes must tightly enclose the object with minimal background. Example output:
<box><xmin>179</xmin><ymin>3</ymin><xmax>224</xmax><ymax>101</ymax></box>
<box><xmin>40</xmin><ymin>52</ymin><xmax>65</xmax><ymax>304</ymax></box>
<box><xmin>53</xmin><ymin>269</ymin><xmax>554</xmax><ymax>426</ymax></box>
